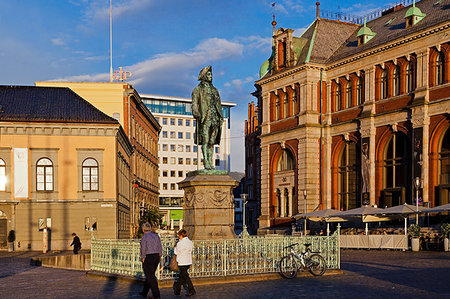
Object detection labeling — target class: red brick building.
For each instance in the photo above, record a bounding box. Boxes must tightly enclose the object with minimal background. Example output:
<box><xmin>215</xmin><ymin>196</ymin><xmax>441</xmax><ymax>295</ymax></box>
<box><xmin>252</xmin><ymin>0</ymin><xmax>450</xmax><ymax>232</ymax></box>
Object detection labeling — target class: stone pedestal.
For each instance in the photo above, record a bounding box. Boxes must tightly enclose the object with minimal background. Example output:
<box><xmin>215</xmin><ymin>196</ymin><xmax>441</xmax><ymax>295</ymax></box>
<box><xmin>178</xmin><ymin>173</ymin><xmax>238</xmax><ymax>240</ymax></box>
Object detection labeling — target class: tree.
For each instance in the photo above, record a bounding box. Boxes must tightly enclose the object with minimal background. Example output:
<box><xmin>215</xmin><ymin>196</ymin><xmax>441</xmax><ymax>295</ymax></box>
<box><xmin>136</xmin><ymin>208</ymin><xmax>162</xmax><ymax>238</ymax></box>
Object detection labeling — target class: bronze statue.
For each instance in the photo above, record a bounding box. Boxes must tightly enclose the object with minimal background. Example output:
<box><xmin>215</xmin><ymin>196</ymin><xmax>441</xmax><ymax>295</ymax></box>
<box><xmin>192</xmin><ymin>66</ymin><xmax>223</xmax><ymax>170</ymax></box>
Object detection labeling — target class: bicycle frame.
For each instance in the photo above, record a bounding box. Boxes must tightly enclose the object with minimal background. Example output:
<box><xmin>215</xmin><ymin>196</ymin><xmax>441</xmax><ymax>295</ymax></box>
<box><xmin>287</xmin><ymin>247</ymin><xmax>311</xmax><ymax>268</ymax></box>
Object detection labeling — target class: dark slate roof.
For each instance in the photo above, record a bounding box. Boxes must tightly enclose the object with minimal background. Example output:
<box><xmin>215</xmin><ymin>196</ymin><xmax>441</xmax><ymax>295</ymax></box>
<box><xmin>327</xmin><ymin>0</ymin><xmax>450</xmax><ymax>64</ymax></box>
<box><xmin>0</xmin><ymin>86</ymin><xmax>119</xmax><ymax>124</ymax></box>
<box><xmin>307</xmin><ymin>19</ymin><xmax>359</xmax><ymax>64</ymax></box>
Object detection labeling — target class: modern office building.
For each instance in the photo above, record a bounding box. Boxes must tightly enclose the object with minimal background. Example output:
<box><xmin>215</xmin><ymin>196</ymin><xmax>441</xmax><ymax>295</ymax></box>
<box><xmin>141</xmin><ymin>94</ymin><xmax>236</xmax><ymax>226</ymax></box>
<box><xmin>35</xmin><ymin>82</ymin><xmax>160</xmax><ymax>236</ymax></box>
<box><xmin>0</xmin><ymin>86</ymin><xmax>133</xmax><ymax>250</ymax></box>
<box><xmin>252</xmin><ymin>0</ymin><xmax>450</xmax><ymax>233</ymax></box>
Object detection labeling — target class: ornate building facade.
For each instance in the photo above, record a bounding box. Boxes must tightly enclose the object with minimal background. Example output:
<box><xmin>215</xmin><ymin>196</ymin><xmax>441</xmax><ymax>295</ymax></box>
<box><xmin>253</xmin><ymin>0</ymin><xmax>450</xmax><ymax>232</ymax></box>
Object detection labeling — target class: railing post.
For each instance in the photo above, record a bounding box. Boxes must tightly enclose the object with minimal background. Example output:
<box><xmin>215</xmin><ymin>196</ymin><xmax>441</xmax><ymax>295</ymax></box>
<box><xmin>223</xmin><ymin>240</ymin><xmax>227</xmax><ymax>276</ymax></box>
<box><xmin>109</xmin><ymin>240</ymin><xmax>112</xmax><ymax>274</ymax></box>
<box><xmin>337</xmin><ymin>224</ymin><xmax>341</xmax><ymax>270</ymax></box>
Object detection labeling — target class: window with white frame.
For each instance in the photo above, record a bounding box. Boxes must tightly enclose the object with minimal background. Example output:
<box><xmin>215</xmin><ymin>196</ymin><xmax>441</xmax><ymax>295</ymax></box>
<box><xmin>82</xmin><ymin>158</ymin><xmax>99</xmax><ymax>191</ymax></box>
<box><xmin>36</xmin><ymin>158</ymin><xmax>53</xmax><ymax>191</ymax></box>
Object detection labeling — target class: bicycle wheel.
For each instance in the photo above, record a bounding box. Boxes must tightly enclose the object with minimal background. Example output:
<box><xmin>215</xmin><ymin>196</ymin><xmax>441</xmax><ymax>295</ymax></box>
<box><xmin>307</xmin><ymin>254</ymin><xmax>327</xmax><ymax>276</ymax></box>
<box><xmin>279</xmin><ymin>255</ymin><xmax>298</xmax><ymax>279</ymax></box>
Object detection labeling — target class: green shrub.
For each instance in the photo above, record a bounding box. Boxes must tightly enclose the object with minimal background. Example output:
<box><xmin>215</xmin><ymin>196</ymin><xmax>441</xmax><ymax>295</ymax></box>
<box><xmin>407</xmin><ymin>224</ymin><xmax>421</xmax><ymax>238</ymax></box>
<box><xmin>136</xmin><ymin>209</ymin><xmax>163</xmax><ymax>238</ymax></box>
<box><xmin>441</xmin><ymin>223</ymin><xmax>450</xmax><ymax>238</ymax></box>
<box><xmin>7</xmin><ymin>230</ymin><xmax>15</xmax><ymax>243</ymax></box>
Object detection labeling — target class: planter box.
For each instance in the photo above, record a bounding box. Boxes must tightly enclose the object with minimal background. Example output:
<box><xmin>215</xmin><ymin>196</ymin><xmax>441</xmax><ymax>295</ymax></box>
<box><xmin>411</xmin><ymin>238</ymin><xmax>420</xmax><ymax>252</ymax></box>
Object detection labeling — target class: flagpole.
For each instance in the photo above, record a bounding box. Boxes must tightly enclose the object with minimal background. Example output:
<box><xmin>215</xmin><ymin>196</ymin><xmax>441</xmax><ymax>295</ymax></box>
<box><xmin>109</xmin><ymin>0</ymin><xmax>113</xmax><ymax>82</ymax></box>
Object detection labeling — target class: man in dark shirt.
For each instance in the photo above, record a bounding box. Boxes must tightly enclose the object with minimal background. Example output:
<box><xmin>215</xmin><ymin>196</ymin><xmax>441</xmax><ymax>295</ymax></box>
<box><xmin>139</xmin><ymin>222</ymin><xmax>162</xmax><ymax>299</ymax></box>
<box><xmin>70</xmin><ymin>233</ymin><xmax>81</xmax><ymax>254</ymax></box>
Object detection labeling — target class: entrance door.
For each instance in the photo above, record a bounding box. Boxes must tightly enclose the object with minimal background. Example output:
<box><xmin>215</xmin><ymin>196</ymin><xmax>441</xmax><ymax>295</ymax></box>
<box><xmin>0</xmin><ymin>219</ymin><xmax>6</xmax><ymax>248</ymax></box>
<box><xmin>380</xmin><ymin>188</ymin><xmax>405</xmax><ymax>208</ymax></box>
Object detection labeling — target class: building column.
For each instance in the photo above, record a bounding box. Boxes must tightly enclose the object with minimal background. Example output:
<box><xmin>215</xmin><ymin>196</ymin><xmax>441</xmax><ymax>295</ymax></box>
<box><xmin>415</xmin><ymin>48</ymin><xmax>430</xmax><ymax>103</ymax></box>
<box><xmin>258</xmin><ymin>143</ymin><xmax>271</xmax><ymax>229</ymax></box>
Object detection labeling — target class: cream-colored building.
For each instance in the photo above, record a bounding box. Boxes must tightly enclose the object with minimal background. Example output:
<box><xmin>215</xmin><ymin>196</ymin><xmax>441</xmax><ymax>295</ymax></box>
<box><xmin>0</xmin><ymin>86</ymin><xmax>133</xmax><ymax>250</ymax></box>
<box><xmin>35</xmin><ymin>82</ymin><xmax>160</xmax><ymax>235</ymax></box>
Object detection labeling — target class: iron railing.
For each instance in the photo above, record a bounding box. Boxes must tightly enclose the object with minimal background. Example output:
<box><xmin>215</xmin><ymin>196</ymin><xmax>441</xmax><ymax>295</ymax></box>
<box><xmin>90</xmin><ymin>231</ymin><xmax>340</xmax><ymax>280</ymax></box>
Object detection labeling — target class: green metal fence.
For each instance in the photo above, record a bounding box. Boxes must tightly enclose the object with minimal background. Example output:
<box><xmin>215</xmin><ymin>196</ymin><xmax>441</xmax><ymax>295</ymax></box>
<box><xmin>90</xmin><ymin>231</ymin><xmax>340</xmax><ymax>280</ymax></box>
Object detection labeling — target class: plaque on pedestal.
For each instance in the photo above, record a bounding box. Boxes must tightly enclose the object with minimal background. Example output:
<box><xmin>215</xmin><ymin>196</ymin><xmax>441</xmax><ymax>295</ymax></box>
<box><xmin>178</xmin><ymin>173</ymin><xmax>238</xmax><ymax>240</ymax></box>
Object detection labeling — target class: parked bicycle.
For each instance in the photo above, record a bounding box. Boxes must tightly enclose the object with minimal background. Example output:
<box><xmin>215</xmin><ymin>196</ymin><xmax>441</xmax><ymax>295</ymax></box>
<box><xmin>279</xmin><ymin>243</ymin><xmax>327</xmax><ymax>278</ymax></box>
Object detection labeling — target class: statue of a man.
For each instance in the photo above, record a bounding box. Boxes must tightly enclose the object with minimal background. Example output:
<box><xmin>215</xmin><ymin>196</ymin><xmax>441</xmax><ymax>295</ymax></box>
<box><xmin>191</xmin><ymin>66</ymin><xmax>223</xmax><ymax>170</ymax></box>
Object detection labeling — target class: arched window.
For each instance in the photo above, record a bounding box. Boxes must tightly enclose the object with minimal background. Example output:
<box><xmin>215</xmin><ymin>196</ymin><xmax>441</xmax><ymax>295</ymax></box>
<box><xmin>283</xmin><ymin>92</ymin><xmax>289</xmax><ymax>118</ymax></box>
<box><xmin>0</xmin><ymin>159</ymin><xmax>5</xmax><ymax>191</ymax></box>
<box><xmin>381</xmin><ymin>70</ymin><xmax>388</xmax><ymax>99</ymax></box>
<box><xmin>82</xmin><ymin>158</ymin><xmax>99</xmax><ymax>191</ymax></box>
<box><xmin>37</xmin><ymin>158</ymin><xmax>53</xmax><ymax>191</ymax></box>
<box><xmin>393</xmin><ymin>66</ymin><xmax>400</xmax><ymax>96</ymax></box>
<box><xmin>438</xmin><ymin>128</ymin><xmax>450</xmax><ymax>205</ymax></box>
<box><xmin>277</xmin><ymin>149</ymin><xmax>294</xmax><ymax>172</ymax></box>
<box><xmin>335</xmin><ymin>83</ymin><xmax>342</xmax><ymax>111</ymax></box>
<box><xmin>356</xmin><ymin>77</ymin><xmax>363</xmax><ymax>105</ymax></box>
<box><xmin>292</xmin><ymin>89</ymin><xmax>298</xmax><ymax>115</ymax></box>
<box><xmin>338</xmin><ymin>142</ymin><xmax>360</xmax><ymax>211</ymax></box>
<box><xmin>346</xmin><ymin>81</ymin><xmax>352</xmax><ymax>108</ymax></box>
<box><xmin>382</xmin><ymin>133</ymin><xmax>411</xmax><ymax>207</ymax></box>
<box><xmin>436</xmin><ymin>52</ymin><xmax>445</xmax><ymax>86</ymax></box>
<box><xmin>405</xmin><ymin>61</ymin><xmax>414</xmax><ymax>93</ymax></box>
<box><xmin>275</xmin><ymin>96</ymin><xmax>280</xmax><ymax>120</ymax></box>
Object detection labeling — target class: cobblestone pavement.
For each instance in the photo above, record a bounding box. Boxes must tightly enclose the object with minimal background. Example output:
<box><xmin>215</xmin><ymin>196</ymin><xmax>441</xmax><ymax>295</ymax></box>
<box><xmin>0</xmin><ymin>250</ymin><xmax>449</xmax><ymax>299</ymax></box>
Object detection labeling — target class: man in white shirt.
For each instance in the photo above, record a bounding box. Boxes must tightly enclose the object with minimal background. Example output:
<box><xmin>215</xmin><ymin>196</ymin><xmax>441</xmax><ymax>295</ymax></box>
<box><xmin>174</xmin><ymin>229</ymin><xmax>196</xmax><ymax>296</ymax></box>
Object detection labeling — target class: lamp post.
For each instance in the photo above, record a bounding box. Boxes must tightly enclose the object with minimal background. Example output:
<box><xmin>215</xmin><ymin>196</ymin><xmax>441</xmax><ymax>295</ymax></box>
<box><xmin>414</xmin><ymin>177</ymin><xmax>420</xmax><ymax>225</ymax></box>
<box><xmin>303</xmin><ymin>189</ymin><xmax>307</xmax><ymax>235</ymax></box>
<box><xmin>240</xmin><ymin>193</ymin><xmax>248</xmax><ymax>235</ymax></box>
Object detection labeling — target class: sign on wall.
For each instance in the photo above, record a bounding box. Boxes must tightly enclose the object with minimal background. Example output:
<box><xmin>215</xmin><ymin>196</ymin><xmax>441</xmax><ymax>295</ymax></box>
<box><xmin>14</xmin><ymin>148</ymin><xmax>28</xmax><ymax>198</ymax></box>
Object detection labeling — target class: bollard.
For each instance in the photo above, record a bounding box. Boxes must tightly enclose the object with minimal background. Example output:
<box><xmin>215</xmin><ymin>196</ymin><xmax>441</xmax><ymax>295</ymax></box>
<box><xmin>43</xmin><ymin>227</ymin><xmax>48</xmax><ymax>253</ymax></box>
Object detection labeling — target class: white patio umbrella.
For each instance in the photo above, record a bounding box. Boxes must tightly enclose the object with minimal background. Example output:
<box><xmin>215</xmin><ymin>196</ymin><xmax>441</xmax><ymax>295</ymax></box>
<box><xmin>371</xmin><ymin>203</ymin><xmax>426</xmax><ymax>238</ymax></box>
<box><xmin>337</xmin><ymin>206</ymin><xmax>384</xmax><ymax>235</ymax></box>
<box><xmin>423</xmin><ymin>203</ymin><xmax>450</xmax><ymax>213</ymax></box>
<box><xmin>293</xmin><ymin>209</ymin><xmax>343</xmax><ymax>236</ymax></box>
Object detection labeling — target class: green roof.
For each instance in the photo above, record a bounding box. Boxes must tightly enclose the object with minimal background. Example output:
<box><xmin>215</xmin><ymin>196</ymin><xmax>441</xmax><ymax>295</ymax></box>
<box><xmin>357</xmin><ymin>25</ymin><xmax>376</xmax><ymax>37</ymax></box>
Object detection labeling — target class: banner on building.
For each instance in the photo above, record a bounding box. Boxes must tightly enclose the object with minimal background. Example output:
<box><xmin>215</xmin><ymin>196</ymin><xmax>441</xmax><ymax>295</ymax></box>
<box><xmin>14</xmin><ymin>148</ymin><xmax>28</xmax><ymax>198</ymax></box>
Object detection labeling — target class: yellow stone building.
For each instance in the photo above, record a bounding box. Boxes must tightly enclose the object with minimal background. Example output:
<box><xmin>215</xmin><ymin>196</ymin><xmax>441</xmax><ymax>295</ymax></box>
<box><xmin>35</xmin><ymin>82</ymin><xmax>161</xmax><ymax>235</ymax></box>
<box><xmin>0</xmin><ymin>86</ymin><xmax>133</xmax><ymax>250</ymax></box>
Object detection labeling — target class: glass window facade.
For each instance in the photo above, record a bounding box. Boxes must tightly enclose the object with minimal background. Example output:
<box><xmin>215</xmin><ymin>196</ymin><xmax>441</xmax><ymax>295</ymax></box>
<box><xmin>144</xmin><ymin>98</ymin><xmax>231</xmax><ymax>119</ymax></box>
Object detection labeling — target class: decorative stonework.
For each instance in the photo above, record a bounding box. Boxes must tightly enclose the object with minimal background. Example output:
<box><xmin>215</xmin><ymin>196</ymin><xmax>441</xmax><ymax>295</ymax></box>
<box><xmin>178</xmin><ymin>174</ymin><xmax>239</xmax><ymax>240</ymax></box>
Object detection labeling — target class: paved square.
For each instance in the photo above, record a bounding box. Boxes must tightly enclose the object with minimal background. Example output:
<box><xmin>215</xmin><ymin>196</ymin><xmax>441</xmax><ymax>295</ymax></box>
<box><xmin>0</xmin><ymin>250</ymin><xmax>448</xmax><ymax>298</ymax></box>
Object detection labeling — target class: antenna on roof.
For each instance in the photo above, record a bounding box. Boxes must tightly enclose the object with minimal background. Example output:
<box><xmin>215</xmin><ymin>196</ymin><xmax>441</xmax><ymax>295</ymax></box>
<box><xmin>272</xmin><ymin>2</ymin><xmax>277</xmax><ymax>36</ymax></box>
<box><xmin>316</xmin><ymin>2</ymin><xmax>320</xmax><ymax>19</ymax></box>
<box><xmin>109</xmin><ymin>0</ymin><xmax>113</xmax><ymax>83</ymax></box>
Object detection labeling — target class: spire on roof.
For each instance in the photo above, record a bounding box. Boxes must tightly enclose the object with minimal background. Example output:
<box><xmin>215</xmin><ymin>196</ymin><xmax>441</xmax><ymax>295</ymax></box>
<box><xmin>316</xmin><ymin>2</ymin><xmax>320</xmax><ymax>19</ymax></box>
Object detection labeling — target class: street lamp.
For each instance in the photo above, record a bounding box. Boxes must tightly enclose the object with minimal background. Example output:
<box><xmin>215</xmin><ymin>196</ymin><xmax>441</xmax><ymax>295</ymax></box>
<box><xmin>303</xmin><ymin>190</ymin><xmax>307</xmax><ymax>235</ymax></box>
<box><xmin>414</xmin><ymin>177</ymin><xmax>420</xmax><ymax>225</ymax></box>
<box><xmin>240</xmin><ymin>193</ymin><xmax>248</xmax><ymax>235</ymax></box>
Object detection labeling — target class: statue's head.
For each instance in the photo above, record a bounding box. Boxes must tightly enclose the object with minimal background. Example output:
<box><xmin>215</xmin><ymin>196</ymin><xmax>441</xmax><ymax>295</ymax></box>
<box><xmin>198</xmin><ymin>65</ymin><xmax>212</xmax><ymax>82</ymax></box>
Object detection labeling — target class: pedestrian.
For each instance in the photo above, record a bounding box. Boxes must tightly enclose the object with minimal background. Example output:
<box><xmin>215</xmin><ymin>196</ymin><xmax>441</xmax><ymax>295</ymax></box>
<box><xmin>70</xmin><ymin>233</ymin><xmax>81</xmax><ymax>254</ymax></box>
<box><xmin>139</xmin><ymin>222</ymin><xmax>162</xmax><ymax>299</ymax></box>
<box><xmin>173</xmin><ymin>229</ymin><xmax>196</xmax><ymax>297</ymax></box>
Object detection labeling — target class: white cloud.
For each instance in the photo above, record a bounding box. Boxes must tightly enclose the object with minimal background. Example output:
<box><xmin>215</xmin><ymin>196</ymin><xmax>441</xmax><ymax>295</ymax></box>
<box><xmin>54</xmin><ymin>37</ymin><xmax>244</xmax><ymax>93</ymax></box>
<box><xmin>224</xmin><ymin>76</ymin><xmax>257</xmax><ymax>93</ymax></box>
<box><xmin>294</xmin><ymin>27</ymin><xmax>307</xmax><ymax>36</ymax></box>
<box><xmin>51</xmin><ymin>38</ymin><xmax>66</xmax><ymax>46</ymax></box>
<box><xmin>238</xmin><ymin>35</ymin><xmax>272</xmax><ymax>52</ymax></box>
<box><xmin>84</xmin><ymin>55</ymin><xmax>109</xmax><ymax>62</ymax></box>
<box><xmin>82</xmin><ymin>0</ymin><xmax>154</xmax><ymax>22</ymax></box>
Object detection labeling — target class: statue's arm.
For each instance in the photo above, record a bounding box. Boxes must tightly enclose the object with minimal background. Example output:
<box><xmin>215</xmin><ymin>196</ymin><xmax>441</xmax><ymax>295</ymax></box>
<box><xmin>191</xmin><ymin>87</ymin><xmax>200</xmax><ymax>118</ymax></box>
<box><xmin>215</xmin><ymin>89</ymin><xmax>224</xmax><ymax>119</ymax></box>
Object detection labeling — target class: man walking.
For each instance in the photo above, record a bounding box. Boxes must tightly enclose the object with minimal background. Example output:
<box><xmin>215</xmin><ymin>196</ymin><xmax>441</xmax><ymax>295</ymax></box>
<box><xmin>139</xmin><ymin>222</ymin><xmax>162</xmax><ymax>299</ymax></box>
<box><xmin>70</xmin><ymin>233</ymin><xmax>81</xmax><ymax>254</ymax></box>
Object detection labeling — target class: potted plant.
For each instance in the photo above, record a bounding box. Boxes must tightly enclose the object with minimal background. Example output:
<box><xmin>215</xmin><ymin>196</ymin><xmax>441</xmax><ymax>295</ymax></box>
<box><xmin>442</xmin><ymin>223</ymin><xmax>450</xmax><ymax>252</ymax></box>
<box><xmin>408</xmin><ymin>224</ymin><xmax>421</xmax><ymax>252</ymax></box>
<box><xmin>7</xmin><ymin>230</ymin><xmax>15</xmax><ymax>252</ymax></box>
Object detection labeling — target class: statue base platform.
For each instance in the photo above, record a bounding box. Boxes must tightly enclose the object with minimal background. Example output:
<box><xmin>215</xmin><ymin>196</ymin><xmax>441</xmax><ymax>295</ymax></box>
<box><xmin>178</xmin><ymin>174</ymin><xmax>238</xmax><ymax>240</ymax></box>
<box><xmin>187</xmin><ymin>169</ymin><xmax>228</xmax><ymax>177</ymax></box>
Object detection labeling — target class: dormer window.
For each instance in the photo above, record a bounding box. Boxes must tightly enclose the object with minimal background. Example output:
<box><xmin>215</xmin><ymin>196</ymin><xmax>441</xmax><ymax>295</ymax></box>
<box><xmin>277</xmin><ymin>39</ymin><xmax>287</xmax><ymax>68</ymax></box>
<box><xmin>405</xmin><ymin>0</ymin><xmax>426</xmax><ymax>28</ymax></box>
<box><xmin>357</xmin><ymin>18</ymin><xmax>376</xmax><ymax>46</ymax></box>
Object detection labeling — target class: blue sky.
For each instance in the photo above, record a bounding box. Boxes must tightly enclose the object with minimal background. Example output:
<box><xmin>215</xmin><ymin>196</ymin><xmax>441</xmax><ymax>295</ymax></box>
<box><xmin>0</xmin><ymin>0</ymin><xmax>397</xmax><ymax>172</ymax></box>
